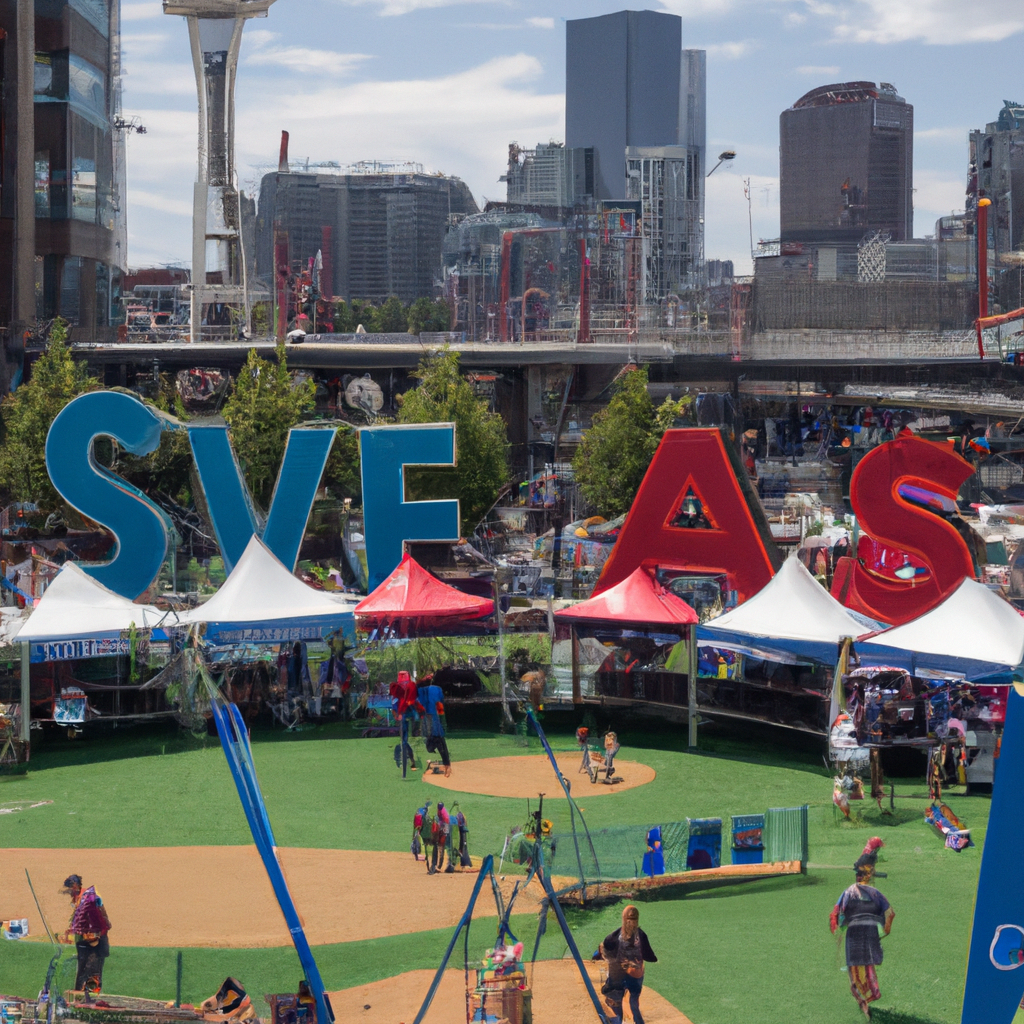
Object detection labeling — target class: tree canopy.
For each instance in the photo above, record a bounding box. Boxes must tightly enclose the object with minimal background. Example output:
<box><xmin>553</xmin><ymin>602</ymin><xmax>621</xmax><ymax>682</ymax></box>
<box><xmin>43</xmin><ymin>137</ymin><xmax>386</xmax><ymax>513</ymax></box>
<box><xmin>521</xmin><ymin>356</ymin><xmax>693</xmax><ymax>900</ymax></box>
<box><xmin>572</xmin><ymin>366</ymin><xmax>689</xmax><ymax>518</ymax></box>
<box><xmin>397</xmin><ymin>347</ymin><xmax>509</xmax><ymax>532</ymax></box>
<box><xmin>221</xmin><ymin>345</ymin><xmax>316</xmax><ymax>510</ymax></box>
<box><xmin>0</xmin><ymin>319</ymin><xmax>99</xmax><ymax>509</ymax></box>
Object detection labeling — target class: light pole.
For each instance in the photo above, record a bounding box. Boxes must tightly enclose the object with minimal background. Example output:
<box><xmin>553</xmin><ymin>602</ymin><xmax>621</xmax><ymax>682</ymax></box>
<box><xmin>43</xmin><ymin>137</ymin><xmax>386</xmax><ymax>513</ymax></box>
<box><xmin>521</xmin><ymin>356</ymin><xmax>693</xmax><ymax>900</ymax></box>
<box><xmin>706</xmin><ymin>150</ymin><xmax>736</xmax><ymax>178</ymax></box>
<box><xmin>163</xmin><ymin>0</ymin><xmax>277</xmax><ymax>342</ymax></box>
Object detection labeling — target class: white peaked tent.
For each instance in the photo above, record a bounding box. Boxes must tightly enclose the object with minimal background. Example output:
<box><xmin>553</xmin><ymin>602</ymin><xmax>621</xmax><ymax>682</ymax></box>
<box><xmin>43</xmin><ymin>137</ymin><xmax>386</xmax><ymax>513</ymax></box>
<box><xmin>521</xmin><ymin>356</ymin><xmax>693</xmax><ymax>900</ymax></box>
<box><xmin>698</xmin><ymin>556</ymin><xmax>879</xmax><ymax>664</ymax></box>
<box><xmin>15</xmin><ymin>562</ymin><xmax>171</xmax><ymax>645</ymax></box>
<box><xmin>181</xmin><ymin>535</ymin><xmax>357</xmax><ymax>643</ymax></box>
<box><xmin>860</xmin><ymin>577</ymin><xmax>1024</xmax><ymax>679</ymax></box>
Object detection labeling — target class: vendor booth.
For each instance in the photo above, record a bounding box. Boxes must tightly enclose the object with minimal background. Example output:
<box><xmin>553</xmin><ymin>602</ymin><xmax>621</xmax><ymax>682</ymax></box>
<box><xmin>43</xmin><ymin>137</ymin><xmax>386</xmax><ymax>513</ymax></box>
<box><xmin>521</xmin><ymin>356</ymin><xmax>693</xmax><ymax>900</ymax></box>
<box><xmin>694</xmin><ymin>557</ymin><xmax>880</xmax><ymax>734</ymax></box>
<box><xmin>354</xmin><ymin>553</ymin><xmax>494</xmax><ymax>636</ymax></box>
<box><xmin>180</xmin><ymin>535</ymin><xmax>358</xmax><ymax>644</ymax></box>
<box><xmin>13</xmin><ymin>562</ymin><xmax>179</xmax><ymax>732</ymax></box>
<box><xmin>554</xmin><ymin>566</ymin><xmax>699</xmax><ymax>739</ymax></box>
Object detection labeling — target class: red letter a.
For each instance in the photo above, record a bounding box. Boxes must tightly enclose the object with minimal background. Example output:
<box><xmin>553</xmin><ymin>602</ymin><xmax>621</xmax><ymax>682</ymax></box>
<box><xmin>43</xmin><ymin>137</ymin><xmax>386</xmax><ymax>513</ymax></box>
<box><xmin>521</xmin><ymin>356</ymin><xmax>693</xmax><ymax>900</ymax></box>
<box><xmin>593</xmin><ymin>428</ymin><xmax>779</xmax><ymax>601</ymax></box>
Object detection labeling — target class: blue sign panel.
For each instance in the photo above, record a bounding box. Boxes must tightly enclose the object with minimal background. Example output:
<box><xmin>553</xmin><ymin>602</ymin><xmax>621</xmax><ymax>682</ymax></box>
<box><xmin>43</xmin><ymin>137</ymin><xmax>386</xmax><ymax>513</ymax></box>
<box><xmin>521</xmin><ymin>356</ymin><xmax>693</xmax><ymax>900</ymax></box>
<box><xmin>359</xmin><ymin>424</ymin><xmax>460</xmax><ymax>591</ymax></box>
<box><xmin>45</xmin><ymin>392</ymin><xmax>171</xmax><ymax>599</ymax></box>
<box><xmin>962</xmin><ymin>686</ymin><xmax>1024</xmax><ymax>1022</ymax></box>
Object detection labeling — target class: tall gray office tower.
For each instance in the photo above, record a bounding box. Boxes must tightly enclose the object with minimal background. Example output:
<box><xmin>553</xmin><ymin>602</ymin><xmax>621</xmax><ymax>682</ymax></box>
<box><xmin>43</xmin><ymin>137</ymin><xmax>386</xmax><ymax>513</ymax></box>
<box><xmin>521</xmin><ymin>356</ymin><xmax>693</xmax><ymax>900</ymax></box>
<box><xmin>566</xmin><ymin>11</ymin><xmax>706</xmax><ymax>294</ymax></box>
<box><xmin>566</xmin><ymin>10</ymin><xmax>702</xmax><ymax>200</ymax></box>
<box><xmin>779</xmin><ymin>82</ymin><xmax>913</xmax><ymax>243</ymax></box>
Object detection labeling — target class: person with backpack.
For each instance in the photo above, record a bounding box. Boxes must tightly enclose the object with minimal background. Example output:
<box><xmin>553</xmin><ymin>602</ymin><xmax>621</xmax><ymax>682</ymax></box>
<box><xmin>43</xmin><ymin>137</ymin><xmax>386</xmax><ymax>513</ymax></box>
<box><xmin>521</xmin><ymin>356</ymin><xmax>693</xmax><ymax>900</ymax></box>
<box><xmin>432</xmin><ymin>801</ymin><xmax>452</xmax><ymax>874</ymax></box>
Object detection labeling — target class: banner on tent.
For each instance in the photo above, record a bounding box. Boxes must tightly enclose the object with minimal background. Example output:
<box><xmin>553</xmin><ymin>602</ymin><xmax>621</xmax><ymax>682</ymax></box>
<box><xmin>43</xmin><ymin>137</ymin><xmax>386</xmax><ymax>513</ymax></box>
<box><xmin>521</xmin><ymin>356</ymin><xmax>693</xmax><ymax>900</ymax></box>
<box><xmin>32</xmin><ymin>639</ymin><xmax>130</xmax><ymax>662</ymax></box>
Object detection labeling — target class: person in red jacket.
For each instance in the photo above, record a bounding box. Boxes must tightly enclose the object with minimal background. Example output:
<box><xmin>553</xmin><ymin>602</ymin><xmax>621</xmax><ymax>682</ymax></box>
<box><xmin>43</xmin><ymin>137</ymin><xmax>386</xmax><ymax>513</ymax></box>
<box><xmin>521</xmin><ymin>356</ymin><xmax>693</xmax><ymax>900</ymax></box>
<box><xmin>390</xmin><ymin>670</ymin><xmax>424</xmax><ymax>772</ymax></box>
<box><xmin>61</xmin><ymin>874</ymin><xmax>112</xmax><ymax>995</ymax></box>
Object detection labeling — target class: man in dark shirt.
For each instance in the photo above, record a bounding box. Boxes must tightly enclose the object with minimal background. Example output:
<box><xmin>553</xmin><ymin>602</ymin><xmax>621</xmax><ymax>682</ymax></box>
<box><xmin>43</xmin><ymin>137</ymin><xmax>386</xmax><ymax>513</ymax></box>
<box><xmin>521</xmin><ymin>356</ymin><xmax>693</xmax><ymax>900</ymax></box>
<box><xmin>62</xmin><ymin>874</ymin><xmax>112</xmax><ymax>995</ymax></box>
<box><xmin>596</xmin><ymin>904</ymin><xmax>657</xmax><ymax>1024</ymax></box>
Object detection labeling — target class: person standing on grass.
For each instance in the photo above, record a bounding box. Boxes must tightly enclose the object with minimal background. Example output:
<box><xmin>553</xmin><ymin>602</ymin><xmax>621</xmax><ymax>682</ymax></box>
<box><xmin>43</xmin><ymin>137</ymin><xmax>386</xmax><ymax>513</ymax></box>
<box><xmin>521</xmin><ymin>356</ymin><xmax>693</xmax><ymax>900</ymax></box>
<box><xmin>597</xmin><ymin>904</ymin><xmax>657</xmax><ymax>1024</ymax></box>
<box><xmin>61</xmin><ymin>874</ymin><xmax>112</xmax><ymax>996</ymax></box>
<box><xmin>830</xmin><ymin>863</ymin><xmax>895</xmax><ymax>1018</ymax></box>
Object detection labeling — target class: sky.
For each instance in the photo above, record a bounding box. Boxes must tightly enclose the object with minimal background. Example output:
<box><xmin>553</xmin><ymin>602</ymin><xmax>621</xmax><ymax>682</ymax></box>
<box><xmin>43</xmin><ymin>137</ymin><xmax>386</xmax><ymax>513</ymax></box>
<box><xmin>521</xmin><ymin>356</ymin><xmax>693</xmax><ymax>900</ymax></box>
<box><xmin>120</xmin><ymin>0</ymin><xmax>1024</xmax><ymax>274</ymax></box>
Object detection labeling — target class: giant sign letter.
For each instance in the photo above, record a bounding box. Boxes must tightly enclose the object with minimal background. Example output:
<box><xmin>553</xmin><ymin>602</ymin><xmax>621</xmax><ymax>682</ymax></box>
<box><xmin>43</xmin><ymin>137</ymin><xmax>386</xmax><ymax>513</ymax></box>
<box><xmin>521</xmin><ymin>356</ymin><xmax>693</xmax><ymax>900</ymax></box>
<box><xmin>359</xmin><ymin>424</ymin><xmax>460</xmax><ymax>591</ymax></box>
<box><xmin>961</xmin><ymin>685</ymin><xmax>1024</xmax><ymax>1024</ymax></box>
<box><xmin>831</xmin><ymin>434</ymin><xmax>974</xmax><ymax>625</ymax></box>
<box><xmin>46</xmin><ymin>391</ymin><xmax>171</xmax><ymax>599</ymax></box>
<box><xmin>593</xmin><ymin>428</ymin><xmax>779</xmax><ymax>601</ymax></box>
<box><xmin>188</xmin><ymin>426</ymin><xmax>336</xmax><ymax>573</ymax></box>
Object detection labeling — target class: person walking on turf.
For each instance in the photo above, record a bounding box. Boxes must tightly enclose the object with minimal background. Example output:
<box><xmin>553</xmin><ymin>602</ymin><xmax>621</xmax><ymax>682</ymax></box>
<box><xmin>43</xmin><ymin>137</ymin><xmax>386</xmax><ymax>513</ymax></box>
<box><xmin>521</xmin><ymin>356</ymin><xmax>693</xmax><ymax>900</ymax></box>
<box><xmin>61</xmin><ymin>874</ymin><xmax>112</xmax><ymax>996</ymax></box>
<box><xmin>831</xmin><ymin>862</ymin><xmax>895</xmax><ymax>1017</ymax></box>
<box><xmin>597</xmin><ymin>904</ymin><xmax>657</xmax><ymax>1024</ymax></box>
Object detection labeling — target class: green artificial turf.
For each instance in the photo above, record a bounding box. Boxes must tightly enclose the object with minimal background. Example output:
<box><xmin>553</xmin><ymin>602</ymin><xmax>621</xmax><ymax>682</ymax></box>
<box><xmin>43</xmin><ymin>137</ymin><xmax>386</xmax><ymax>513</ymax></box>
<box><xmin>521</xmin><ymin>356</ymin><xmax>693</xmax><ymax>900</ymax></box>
<box><xmin>0</xmin><ymin>718</ymin><xmax>988</xmax><ymax>1023</ymax></box>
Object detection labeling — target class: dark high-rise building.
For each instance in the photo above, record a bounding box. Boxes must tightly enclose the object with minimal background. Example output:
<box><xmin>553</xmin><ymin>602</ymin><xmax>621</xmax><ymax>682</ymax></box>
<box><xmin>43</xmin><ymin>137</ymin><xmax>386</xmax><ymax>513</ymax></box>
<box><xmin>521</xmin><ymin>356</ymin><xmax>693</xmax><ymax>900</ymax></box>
<box><xmin>0</xmin><ymin>1</ymin><xmax>126</xmax><ymax>341</ymax></box>
<box><xmin>566</xmin><ymin>10</ymin><xmax>704</xmax><ymax>202</ymax></box>
<box><xmin>969</xmin><ymin>100</ymin><xmax>1024</xmax><ymax>258</ymax></box>
<box><xmin>779</xmin><ymin>82</ymin><xmax>913</xmax><ymax>243</ymax></box>
<box><xmin>255</xmin><ymin>164</ymin><xmax>477</xmax><ymax>304</ymax></box>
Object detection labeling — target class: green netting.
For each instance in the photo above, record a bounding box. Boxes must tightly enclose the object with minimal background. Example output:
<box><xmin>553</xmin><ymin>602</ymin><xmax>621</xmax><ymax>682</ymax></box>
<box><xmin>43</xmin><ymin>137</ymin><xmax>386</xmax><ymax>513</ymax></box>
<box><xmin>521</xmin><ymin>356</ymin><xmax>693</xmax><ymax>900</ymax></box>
<box><xmin>546</xmin><ymin>821</ymin><xmax>690</xmax><ymax>882</ymax></box>
<box><xmin>763</xmin><ymin>805</ymin><xmax>809</xmax><ymax>863</ymax></box>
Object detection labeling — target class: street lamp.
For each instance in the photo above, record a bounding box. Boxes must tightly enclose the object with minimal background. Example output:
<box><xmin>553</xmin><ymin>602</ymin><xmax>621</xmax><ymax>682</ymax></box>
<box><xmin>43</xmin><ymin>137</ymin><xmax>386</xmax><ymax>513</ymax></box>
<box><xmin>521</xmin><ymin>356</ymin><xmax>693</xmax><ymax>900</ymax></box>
<box><xmin>706</xmin><ymin>151</ymin><xmax>736</xmax><ymax>178</ymax></box>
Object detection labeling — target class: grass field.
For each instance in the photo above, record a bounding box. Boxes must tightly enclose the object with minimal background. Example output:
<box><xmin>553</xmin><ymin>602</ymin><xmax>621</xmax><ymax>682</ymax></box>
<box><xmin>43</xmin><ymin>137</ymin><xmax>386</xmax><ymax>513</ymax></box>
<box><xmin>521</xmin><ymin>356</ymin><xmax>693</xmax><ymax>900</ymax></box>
<box><xmin>0</xmin><ymin>715</ymin><xmax>982</xmax><ymax>1024</ymax></box>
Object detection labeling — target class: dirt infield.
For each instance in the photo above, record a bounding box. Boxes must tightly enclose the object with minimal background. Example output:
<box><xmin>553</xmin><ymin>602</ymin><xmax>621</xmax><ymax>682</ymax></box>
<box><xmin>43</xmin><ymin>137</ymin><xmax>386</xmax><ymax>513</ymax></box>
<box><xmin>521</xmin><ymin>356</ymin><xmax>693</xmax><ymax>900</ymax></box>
<box><xmin>0</xmin><ymin>847</ymin><xmax>530</xmax><ymax>948</ymax></box>
<box><xmin>327</xmin><ymin>960</ymin><xmax>692</xmax><ymax>1024</ymax></box>
<box><xmin>423</xmin><ymin>754</ymin><xmax>655</xmax><ymax>799</ymax></box>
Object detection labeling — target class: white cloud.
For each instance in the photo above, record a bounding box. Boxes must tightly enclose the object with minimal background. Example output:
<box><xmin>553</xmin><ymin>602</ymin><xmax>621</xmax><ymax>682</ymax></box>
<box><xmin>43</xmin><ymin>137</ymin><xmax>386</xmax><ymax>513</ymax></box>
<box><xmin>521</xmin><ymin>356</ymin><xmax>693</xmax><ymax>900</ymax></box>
<box><xmin>526</xmin><ymin>16</ymin><xmax>554</xmax><ymax>29</ymax></box>
<box><xmin>129</xmin><ymin>189</ymin><xmax>194</xmax><ymax>218</ymax></box>
<box><xmin>656</xmin><ymin>0</ymin><xmax>741</xmax><ymax>16</ymax></box>
<box><xmin>122</xmin><ymin>61</ymin><xmax>197</xmax><ymax>97</ymax></box>
<box><xmin>705</xmin><ymin>172</ymin><xmax>780</xmax><ymax>274</ymax></box>
<box><xmin>832</xmin><ymin>0</ymin><xmax>1024</xmax><ymax>44</ymax></box>
<box><xmin>703</xmin><ymin>40</ymin><xmax>757</xmax><ymax>59</ymax></box>
<box><xmin>913</xmin><ymin>169</ymin><xmax>967</xmax><ymax>231</ymax></box>
<box><xmin>121</xmin><ymin>33</ymin><xmax>172</xmax><ymax>58</ymax></box>
<box><xmin>121</xmin><ymin>2</ymin><xmax>163</xmax><ymax>20</ymax></box>
<box><xmin>916</xmin><ymin>126</ymin><xmax>969</xmax><ymax>143</ymax></box>
<box><xmin>795</xmin><ymin>64</ymin><xmax>840</xmax><ymax>76</ymax></box>
<box><xmin>245</xmin><ymin>48</ymin><xmax>373</xmax><ymax>74</ymax></box>
<box><xmin>340</xmin><ymin>0</ymin><xmax>501</xmax><ymax>16</ymax></box>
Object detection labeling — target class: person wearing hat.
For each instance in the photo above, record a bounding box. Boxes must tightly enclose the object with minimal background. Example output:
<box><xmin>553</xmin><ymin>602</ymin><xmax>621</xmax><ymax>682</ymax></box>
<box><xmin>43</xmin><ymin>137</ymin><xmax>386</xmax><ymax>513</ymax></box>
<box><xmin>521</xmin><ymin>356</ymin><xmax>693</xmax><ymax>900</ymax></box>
<box><xmin>61</xmin><ymin>874</ymin><xmax>112</xmax><ymax>995</ymax></box>
<box><xmin>830</xmin><ymin>856</ymin><xmax>895</xmax><ymax>1018</ymax></box>
<box><xmin>596</xmin><ymin>904</ymin><xmax>657</xmax><ymax>1024</ymax></box>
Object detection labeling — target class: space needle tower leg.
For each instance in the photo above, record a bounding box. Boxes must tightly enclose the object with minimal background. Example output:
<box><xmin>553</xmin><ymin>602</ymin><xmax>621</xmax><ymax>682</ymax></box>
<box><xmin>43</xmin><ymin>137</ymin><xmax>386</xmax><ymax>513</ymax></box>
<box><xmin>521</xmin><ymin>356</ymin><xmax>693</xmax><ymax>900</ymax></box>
<box><xmin>164</xmin><ymin>0</ymin><xmax>276</xmax><ymax>342</ymax></box>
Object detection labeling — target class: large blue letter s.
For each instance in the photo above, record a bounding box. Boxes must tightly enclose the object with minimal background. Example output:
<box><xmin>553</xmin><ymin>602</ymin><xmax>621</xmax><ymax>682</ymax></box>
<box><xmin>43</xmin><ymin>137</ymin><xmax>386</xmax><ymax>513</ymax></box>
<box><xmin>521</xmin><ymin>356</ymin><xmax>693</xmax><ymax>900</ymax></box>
<box><xmin>46</xmin><ymin>392</ymin><xmax>171</xmax><ymax>599</ymax></box>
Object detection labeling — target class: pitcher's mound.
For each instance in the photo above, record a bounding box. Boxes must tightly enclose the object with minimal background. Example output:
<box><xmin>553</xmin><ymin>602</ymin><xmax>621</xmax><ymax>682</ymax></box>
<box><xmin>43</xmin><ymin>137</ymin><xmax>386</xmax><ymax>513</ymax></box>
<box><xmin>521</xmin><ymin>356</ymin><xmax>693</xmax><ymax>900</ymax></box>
<box><xmin>328</xmin><ymin>960</ymin><xmax>692</xmax><ymax>1024</ymax></box>
<box><xmin>422</xmin><ymin>754</ymin><xmax>655</xmax><ymax>798</ymax></box>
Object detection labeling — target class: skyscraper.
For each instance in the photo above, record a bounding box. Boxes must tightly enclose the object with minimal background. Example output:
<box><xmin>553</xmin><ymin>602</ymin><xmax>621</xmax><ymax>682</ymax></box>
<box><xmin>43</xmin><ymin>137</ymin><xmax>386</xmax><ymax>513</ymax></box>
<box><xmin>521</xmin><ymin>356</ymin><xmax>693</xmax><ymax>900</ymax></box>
<box><xmin>565</xmin><ymin>10</ymin><xmax>706</xmax><ymax>294</ymax></box>
<box><xmin>779</xmin><ymin>81</ymin><xmax>913</xmax><ymax>243</ymax></box>
<box><xmin>0</xmin><ymin>0</ymin><xmax>127</xmax><ymax>344</ymax></box>
<box><xmin>566</xmin><ymin>10</ymin><xmax>704</xmax><ymax>200</ymax></box>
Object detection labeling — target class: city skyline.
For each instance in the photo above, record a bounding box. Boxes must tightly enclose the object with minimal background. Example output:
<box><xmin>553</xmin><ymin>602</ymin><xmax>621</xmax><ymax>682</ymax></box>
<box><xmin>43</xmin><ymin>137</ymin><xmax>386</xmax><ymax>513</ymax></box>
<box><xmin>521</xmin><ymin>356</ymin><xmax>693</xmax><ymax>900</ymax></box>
<box><xmin>122</xmin><ymin>0</ymin><xmax>1024</xmax><ymax>273</ymax></box>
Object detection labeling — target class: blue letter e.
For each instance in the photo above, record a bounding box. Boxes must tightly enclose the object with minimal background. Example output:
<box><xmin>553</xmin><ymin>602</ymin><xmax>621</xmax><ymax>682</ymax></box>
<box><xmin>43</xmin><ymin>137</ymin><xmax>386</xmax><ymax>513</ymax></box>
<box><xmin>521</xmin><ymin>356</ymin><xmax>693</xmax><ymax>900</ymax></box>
<box><xmin>46</xmin><ymin>392</ymin><xmax>170</xmax><ymax>599</ymax></box>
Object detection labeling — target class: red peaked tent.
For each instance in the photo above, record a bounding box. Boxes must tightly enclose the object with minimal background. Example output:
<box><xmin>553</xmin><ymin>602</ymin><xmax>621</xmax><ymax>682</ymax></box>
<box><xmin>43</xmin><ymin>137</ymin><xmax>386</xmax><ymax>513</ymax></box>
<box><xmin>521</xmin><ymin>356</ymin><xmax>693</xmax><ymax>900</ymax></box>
<box><xmin>354</xmin><ymin>554</ymin><xmax>494</xmax><ymax>631</ymax></box>
<box><xmin>554</xmin><ymin>566</ymin><xmax>698</xmax><ymax>628</ymax></box>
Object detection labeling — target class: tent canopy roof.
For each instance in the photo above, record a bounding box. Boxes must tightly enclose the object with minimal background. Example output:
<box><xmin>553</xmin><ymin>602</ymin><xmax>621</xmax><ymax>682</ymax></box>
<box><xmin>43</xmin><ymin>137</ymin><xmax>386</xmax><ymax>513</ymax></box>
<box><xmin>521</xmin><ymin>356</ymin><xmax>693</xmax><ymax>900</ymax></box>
<box><xmin>15</xmin><ymin>562</ymin><xmax>169</xmax><ymax>642</ymax></box>
<box><xmin>354</xmin><ymin>554</ymin><xmax>494</xmax><ymax>624</ymax></box>
<box><xmin>554</xmin><ymin>566</ymin><xmax>698</xmax><ymax>628</ymax></box>
<box><xmin>182</xmin><ymin>536</ymin><xmax>357</xmax><ymax>626</ymax></box>
<box><xmin>702</xmin><ymin>556</ymin><xmax>873</xmax><ymax>644</ymax></box>
<box><xmin>862</xmin><ymin>577</ymin><xmax>1024</xmax><ymax>672</ymax></box>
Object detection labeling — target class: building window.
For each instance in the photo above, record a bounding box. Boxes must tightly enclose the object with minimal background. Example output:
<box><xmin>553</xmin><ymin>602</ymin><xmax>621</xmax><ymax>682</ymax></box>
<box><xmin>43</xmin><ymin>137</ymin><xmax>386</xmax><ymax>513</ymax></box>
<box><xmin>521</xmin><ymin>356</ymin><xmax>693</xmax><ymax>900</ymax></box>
<box><xmin>35</xmin><ymin>152</ymin><xmax>51</xmax><ymax>218</ymax></box>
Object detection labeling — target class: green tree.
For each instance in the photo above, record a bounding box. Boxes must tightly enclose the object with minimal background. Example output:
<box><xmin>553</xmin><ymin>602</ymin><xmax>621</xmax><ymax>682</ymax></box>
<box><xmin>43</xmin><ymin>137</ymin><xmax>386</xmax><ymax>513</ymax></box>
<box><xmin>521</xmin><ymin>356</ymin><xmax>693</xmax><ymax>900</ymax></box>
<box><xmin>572</xmin><ymin>366</ymin><xmax>688</xmax><ymax>518</ymax></box>
<box><xmin>0</xmin><ymin>319</ymin><xmax>99</xmax><ymax>509</ymax></box>
<box><xmin>408</xmin><ymin>297</ymin><xmax>452</xmax><ymax>334</ymax></box>
<box><xmin>375</xmin><ymin>296</ymin><xmax>408</xmax><ymax>333</ymax></box>
<box><xmin>221</xmin><ymin>345</ymin><xmax>316</xmax><ymax>509</ymax></box>
<box><xmin>322</xmin><ymin>426</ymin><xmax>362</xmax><ymax>503</ymax></box>
<box><xmin>397</xmin><ymin>347</ymin><xmax>509</xmax><ymax>531</ymax></box>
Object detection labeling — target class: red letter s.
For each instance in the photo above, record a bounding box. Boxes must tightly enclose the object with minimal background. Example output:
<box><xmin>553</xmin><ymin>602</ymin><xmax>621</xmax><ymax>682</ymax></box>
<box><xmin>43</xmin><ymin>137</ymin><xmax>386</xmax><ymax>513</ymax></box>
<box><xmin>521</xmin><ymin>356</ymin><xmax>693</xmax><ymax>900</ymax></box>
<box><xmin>832</xmin><ymin>435</ymin><xmax>974</xmax><ymax>625</ymax></box>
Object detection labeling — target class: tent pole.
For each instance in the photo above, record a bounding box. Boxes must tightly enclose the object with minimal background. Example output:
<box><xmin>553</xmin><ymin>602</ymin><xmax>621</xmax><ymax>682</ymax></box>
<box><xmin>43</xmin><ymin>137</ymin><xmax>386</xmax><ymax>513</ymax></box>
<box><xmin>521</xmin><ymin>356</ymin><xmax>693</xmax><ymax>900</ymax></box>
<box><xmin>20</xmin><ymin>641</ymin><xmax>30</xmax><ymax>748</ymax></box>
<box><xmin>687</xmin><ymin>625</ymin><xmax>697</xmax><ymax>749</ymax></box>
<box><xmin>571</xmin><ymin>624</ymin><xmax>581</xmax><ymax>705</ymax></box>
